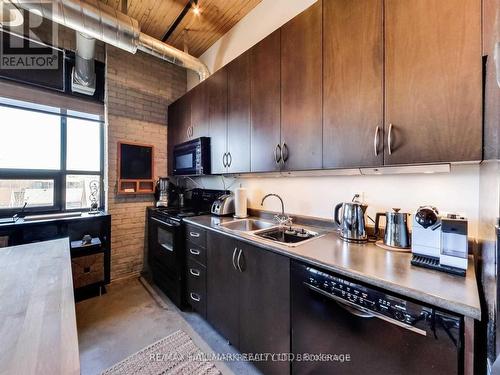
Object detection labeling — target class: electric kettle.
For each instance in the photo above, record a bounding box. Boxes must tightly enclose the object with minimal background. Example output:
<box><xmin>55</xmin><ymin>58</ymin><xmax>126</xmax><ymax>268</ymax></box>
<box><xmin>374</xmin><ymin>208</ymin><xmax>411</xmax><ymax>249</ymax></box>
<box><xmin>334</xmin><ymin>196</ymin><xmax>368</xmax><ymax>243</ymax></box>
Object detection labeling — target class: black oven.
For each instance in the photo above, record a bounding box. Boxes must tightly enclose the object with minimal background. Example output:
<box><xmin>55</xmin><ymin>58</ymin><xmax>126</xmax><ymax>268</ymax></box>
<box><xmin>173</xmin><ymin>137</ymin><xmax>210</xmax><ymax>176</ymax></box>
<box><xmin>148</xmin><ymin>213</ymin><xmax>185</xmax><ymax>307</ymax></box>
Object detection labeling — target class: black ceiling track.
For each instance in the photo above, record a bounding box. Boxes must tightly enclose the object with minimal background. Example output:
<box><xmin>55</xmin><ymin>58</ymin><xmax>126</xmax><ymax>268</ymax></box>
<box><xmin>162</xmin><ymin>0</ymin><xmax>198</xmax><ymax>43</ymax></box>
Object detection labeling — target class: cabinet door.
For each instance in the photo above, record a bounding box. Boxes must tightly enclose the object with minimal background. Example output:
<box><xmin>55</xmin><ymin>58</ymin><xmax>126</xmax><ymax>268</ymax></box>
<box><xmin>206</xmin><ymin>232</ymin><xmax>239</xmax><ymax>346</ymax></box>
<box><xmin>323</xmin><ymin>0</ymin><xmax>384</xmax><ymax>168</ymax></box>
<box><xmin>281</xmin><ymin>1</ymin><xmax>323</xmax><ymax>171</ymax></box>
<box><xmin>385</xmin><ymin>0</ymin><xmax>482</xmax><ymax>164</ymax></box>
<box><xmin>250</xmin><ymin>30</ymin><xmax>281</xmax><ymax>172</ymax></box>
<box><xmin>227</xmin><ymin>51</ymin><xmax>251</xmax><ymax>173</ymax></box>
<box><xmin>191</xmin><ymin>80</ymin><xmax>209</xmax><ymax>139</ymax></box>
<box><xmin>239</xmin><ymin>243</ymin><xmax>290</xmax><ymax>375</ymax></box>
<box><xmin>208</xmin><ymin>68</ymin><xmax>228</xmax><ymax>174</ymax></box>
<box><xmin>167</xmin><ymin>96</ymin><xmax>191</xmax><ymax>174</ymax></box>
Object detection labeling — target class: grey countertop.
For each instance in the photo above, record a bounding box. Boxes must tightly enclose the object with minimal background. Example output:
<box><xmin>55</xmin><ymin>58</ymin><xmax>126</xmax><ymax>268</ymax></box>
<box><xmin>184</xmin><ymin>215</ymin><xmax>481</xmax><ymax>320</ymax></box>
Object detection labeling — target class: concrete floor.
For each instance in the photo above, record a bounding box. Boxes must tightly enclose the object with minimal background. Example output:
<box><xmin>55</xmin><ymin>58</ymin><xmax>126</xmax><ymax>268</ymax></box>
<box><xmin>76</xmin><ymin>277</ymin><xmax>261</xmax><ymax>375</ymax></box>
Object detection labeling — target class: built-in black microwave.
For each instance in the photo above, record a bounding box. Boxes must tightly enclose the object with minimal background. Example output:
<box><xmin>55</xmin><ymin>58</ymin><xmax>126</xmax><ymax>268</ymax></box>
<box><xmin>172</xmin><ymin>137</ymin><xmax>211</xmax><ymax>176</ymax></box>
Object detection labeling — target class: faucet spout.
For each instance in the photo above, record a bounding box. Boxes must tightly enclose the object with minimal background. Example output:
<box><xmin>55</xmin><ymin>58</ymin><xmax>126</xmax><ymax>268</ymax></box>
<box><xmin>261</xmin><ymin>193</ymin><xmax>291</xmax><ymax>226</ymax></box>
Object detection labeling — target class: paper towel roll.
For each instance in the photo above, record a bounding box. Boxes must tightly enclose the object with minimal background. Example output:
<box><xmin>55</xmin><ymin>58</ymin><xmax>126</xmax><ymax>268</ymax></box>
<box><xmin>234</xmin><ymin>187</ymin><xmax>248</xmax><ymax>218</ymax></box>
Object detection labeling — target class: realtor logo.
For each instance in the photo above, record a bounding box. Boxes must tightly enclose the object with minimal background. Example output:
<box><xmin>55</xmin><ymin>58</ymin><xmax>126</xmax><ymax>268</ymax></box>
<box><xmin>0</xmin><ymin>1</ymin><xmax>59</xmax><ymax>70</ymax></box>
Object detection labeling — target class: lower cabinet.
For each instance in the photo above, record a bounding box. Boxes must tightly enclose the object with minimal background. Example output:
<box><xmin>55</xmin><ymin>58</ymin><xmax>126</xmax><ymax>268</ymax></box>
<box><xmin>207</xmin><ymin>231</ymin><xmax>290</xmax><ymax>375</ymax></box>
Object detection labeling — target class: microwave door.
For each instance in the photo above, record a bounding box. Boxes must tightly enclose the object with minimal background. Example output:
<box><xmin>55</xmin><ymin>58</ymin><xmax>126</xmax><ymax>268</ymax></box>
<box><xmin>174</xmin><ymin>151</ymin><xmax>196</xmax><ymax>175</ymax></box>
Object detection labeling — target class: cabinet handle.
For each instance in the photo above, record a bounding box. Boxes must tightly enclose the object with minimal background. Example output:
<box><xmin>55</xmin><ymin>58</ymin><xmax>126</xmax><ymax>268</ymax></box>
<box><xmin>232</xmin><ymin>247</ymin><xmax>238</xmax><ymax>270</ymax></box>
<box><xmin>223</xmin><ymin>153</ymin><xmax>227</xmax><ymax>168</ymax></box>
<box><xmin>236</xmin><ymin>249</ymin><xmax>243</xmax><ymax>272</ymax></box>
<box><xmin>374</xmin><ymin>126</ymin><xmax>380</xmax><ymax>156</ymax></box>
<box><xmin>189</xmin><ymin>232</ymin><xmax>200</xmax><ymax>238</ymax></box>
<box><xmin>190</xmin><ymin>292</ymin><xmax>201</xmax><ymax>302</ymax></box>
<box><xmin>388</xmin><ymin>123</ymin><xmax>393</xmax><ymax>155</ymax></box>
<box><xmin>281</xmin><ymin>143</ymin><xmax>289</xmax><ymax>163</ymax></box>
<box><xmin>189</xmin><ymin>248</ymin><xmax>200</xmax><ymax>256</ymax></box>
<box><xmin>274</xmin><ymin>144</ymin><xmax>282</xmax><ymax>165</ymax></box>
<box><xmin>227</xmin><ymin>152</ymin><xmax>232</xmax><ymax>168</ymax></box>
<box><xmin>189</xmin><ymin>268</ymin><xmax>200</xmax><ymax>277</ymax></box>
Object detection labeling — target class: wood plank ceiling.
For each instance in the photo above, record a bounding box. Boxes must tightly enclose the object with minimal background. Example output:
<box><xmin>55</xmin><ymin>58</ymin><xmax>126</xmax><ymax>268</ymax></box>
<box><xmin>100</xmin><ymin>0</ymin><xmax>261</xmax><ymax>57</ymax></box>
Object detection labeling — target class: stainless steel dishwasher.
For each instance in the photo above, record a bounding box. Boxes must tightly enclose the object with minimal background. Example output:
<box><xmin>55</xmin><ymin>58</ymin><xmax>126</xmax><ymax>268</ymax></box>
<box><xmin>291</xmin><ymin>261</ymin><xmax>463</xmax><ymax>375</ymax></box>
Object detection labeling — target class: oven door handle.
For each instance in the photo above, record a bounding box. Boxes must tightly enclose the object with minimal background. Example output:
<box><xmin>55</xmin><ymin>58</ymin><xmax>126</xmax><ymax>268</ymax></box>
<box><xmin>160</xmin><ymin>243</ymin><xmax>173</xmax><ymax>252</ymax></box>
<box><xmin>304</xmin><ymin>283</ymin><xmax>427</xmax><ymax>336</ymax></box>
<box><xmin>150</xmin><ymin>217</ymin><xmax>180</xmax><ymax>228</ymax></box>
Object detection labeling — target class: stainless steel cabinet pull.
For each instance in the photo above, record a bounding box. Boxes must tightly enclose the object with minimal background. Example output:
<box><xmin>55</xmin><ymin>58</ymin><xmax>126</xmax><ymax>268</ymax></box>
<box><xmin>281</xmin><ymin>143</ymin><xmax>289</xmax><ymax>163</ymax></box>
<box><xmin>189</xmin><ymin>232</ymin><xmax>200</xmax><ymax>238</ymax></box>
<box><xmin>186</xmin><ymin>126</ymin><xmax>193</xmax><ymax>138</ymax></box>
<box><xmin>227</xmin><ymin>152</ymin><xmax>232</xmax><ymax>168</ymax></box>
<box><xmin>388</xmin><ymin>123</ymin><xmax>393</xmax><ymax>155</ymax></box>
<box><xmin>232</xmin><ymin>247</ymin><xmax>238</xmax><ymax>270</ymax></box>
<box><xmin>190</xmin><ymin>292</ymin><xmax>200</xmax><ymax>302</ymax></box>
<box><xmin>236</xmin><ymin>249</ymin><xmax>243</xmax><ymax>272</ymax></box>
<box><xmin>189</xmin><ymin>248</ymin><xmax>200</xmax><ymax>255</ymax></box>
<box><xmin>374</xmin><ymin>126</ymin><xmax>380</xmax><ymax>156</ymax></box>
<box><xmin>189</xmin><ymin>268</ymin><xmax>200</xmax><ymax>277</ymax></box>
<box><xmin>274</xmin><ymin>144</ymin><xmax>282</xmax><ymax>165</ymax></box>
<box><xmin>222</xmin><ymin>153</ymin><xmax>227</xmax><ymax>168</ymax></box>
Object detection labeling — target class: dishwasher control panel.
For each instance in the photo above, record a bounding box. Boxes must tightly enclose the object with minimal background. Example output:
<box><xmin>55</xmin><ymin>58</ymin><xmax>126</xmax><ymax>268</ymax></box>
<box><xmin>305</xmin><ymin>267</ymin><xmax>427</xmax><ymax>325</ymax></box>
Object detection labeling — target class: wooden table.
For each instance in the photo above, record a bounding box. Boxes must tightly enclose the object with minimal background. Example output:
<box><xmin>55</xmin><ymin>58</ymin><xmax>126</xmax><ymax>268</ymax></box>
<box><xmin>0</xmin><ymin>238</ymin><xmax>80</xmax><ymax>375</ymax></box>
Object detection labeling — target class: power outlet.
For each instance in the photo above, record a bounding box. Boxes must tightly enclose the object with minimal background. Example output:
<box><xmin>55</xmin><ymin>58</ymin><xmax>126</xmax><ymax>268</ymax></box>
<box><xmin>352</xmin><ymin>192</ymin><xmax>365</xmax><ymax>203</ymax></box>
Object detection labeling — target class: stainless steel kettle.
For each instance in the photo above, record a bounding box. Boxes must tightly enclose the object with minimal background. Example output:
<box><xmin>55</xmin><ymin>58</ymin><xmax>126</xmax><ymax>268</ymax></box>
<box><xmin>334</xmin><ymin>196</ymin><xmax>368</xmax><ymax>243</ymax></box>
<box><xmin>374</xmin><ymin>208</ymin><xmax>411</xmax><ymax>249</ymax></box>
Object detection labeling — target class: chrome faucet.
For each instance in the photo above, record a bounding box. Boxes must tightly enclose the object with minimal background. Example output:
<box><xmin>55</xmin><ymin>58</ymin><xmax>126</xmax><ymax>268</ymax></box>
<box><xmin>261</xmin><ymin>193</ymin><xmax>292</xmax><ymax>226</ymax></box>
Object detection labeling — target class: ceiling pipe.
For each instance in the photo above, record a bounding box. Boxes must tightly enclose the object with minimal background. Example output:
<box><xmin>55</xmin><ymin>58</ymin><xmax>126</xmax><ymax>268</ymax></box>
<box><xmin>8</xmin><ymin>0</ymin><xmax>210</xmax><ymax>81</ymax></box>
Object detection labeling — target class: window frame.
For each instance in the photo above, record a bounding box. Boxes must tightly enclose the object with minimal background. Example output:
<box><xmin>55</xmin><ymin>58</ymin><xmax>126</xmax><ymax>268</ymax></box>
<box><xmin>0</xmin><ymin>102</ymin><xmax>104</xmax><ymax>217</ymax></box>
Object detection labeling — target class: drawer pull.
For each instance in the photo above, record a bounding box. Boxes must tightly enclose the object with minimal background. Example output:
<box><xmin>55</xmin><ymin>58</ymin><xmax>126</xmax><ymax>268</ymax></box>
<box><xmin>190</xmin><ymin>292</ymin><xmax>201</xmax><ymax>302</ymax></box>
<box><xmin>189</xmin><ymin>232</ymin><xmax>200</xmax><ymax>238</ymax></box>
<box><xmin>189</xmin><ymin>268</ymin><xmax>200</xmax><ymax>277</ymax></box>
<box><xmin>189</xmin><ymin>248</ymin><xmax>200</xmax><ymax>255</ymax></box>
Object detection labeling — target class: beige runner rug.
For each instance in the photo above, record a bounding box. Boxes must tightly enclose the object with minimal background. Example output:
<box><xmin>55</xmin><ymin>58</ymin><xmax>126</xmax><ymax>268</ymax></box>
<box><xmin>101</xmin><ymin>330</ymin><xmax>221</xmax><ymax>375</ymax></box>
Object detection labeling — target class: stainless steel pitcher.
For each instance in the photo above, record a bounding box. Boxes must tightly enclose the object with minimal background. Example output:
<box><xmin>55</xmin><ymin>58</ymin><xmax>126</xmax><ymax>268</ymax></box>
<box><xmin>334</xmin><ymin>198</ymin><xmax>368</xmax><ymax>243</ymax></box>
<box><xmin>374</xmin><ymin>208</ymin><xmax>411</xmax><ymax>249</ymax></box>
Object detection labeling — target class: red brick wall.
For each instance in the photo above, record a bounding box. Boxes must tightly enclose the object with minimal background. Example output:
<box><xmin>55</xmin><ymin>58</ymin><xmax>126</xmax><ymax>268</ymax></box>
<box><xmin>106</xmin><ymin>46</ymin><xmax>186</xmax><ymax>280</ymax></box>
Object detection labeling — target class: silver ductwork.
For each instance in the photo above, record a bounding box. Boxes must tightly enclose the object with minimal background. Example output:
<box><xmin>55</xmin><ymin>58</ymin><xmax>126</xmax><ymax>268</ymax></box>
<box><xmin>9</xmin><ymin>0</ymin><xmax>210</xmax><ymax>80</ymax></box>
<box><xmin>72</xmin><ymin>32</ymin><xmax>96</xmax><ymax>95</ymax></box>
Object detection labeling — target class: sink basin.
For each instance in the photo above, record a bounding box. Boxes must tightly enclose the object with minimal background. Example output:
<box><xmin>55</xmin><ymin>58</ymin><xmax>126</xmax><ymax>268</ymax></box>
<box><xmin>218</xmin><ymin>219</ymin><xmax>277</xmax><ymax>232</ymax></box>
<box><xmin>254</xmin><ymin>226</ymin><xmax>323</xmax><ymax>247</ymax></box>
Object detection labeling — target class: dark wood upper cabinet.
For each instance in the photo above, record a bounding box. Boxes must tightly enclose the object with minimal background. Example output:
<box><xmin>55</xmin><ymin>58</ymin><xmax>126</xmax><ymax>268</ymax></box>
<box><xmin>250</xmin><ymin>30</ymin><xmax>281</xmax><ymax>173</ymax></box>
<box><xmin>323</xmin><ymin>0</ymin><xmax>384</xmax><ymax>168</ymax></box>
<box><xmin>208</xmin><ymin>68</ymin><xmax>228</xmax><ymax>174</ymax></box>
<box><xmin>384</xmin><ymin>0</ymin><xmax>482</xmax><ymax>165</ymax></box>
<box><xmin>206</xmin><ymin>232</ymin><xmax>239</xmax><ymax>346</ymax></box>
<box><xmin>239</xmin><ymin>243</ymin><xmax>290</xmax><ymax>375</ymax></box>
<box><xmin>167</xmin><ymin>95</ymin><xmax>191</xmax><ymax>174</ymax></box>
<box><xmin>227</xmin><ymin>51</ymin><xmax>251</xmax><ymax>173</ymax></box>
<box><xmin>191</xmin><ymin>80</ymin><xmax>209</xmax><ymax>139</ymax></box>
<box><xmin>281</xmin><ymin>1</ymin><xmax>323</xmax><ymax>171</ymax></box>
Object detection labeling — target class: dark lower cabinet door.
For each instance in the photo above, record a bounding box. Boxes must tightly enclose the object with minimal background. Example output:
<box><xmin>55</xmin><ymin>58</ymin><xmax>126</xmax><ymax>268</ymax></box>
<box><xmin>250</xmin><ymin>30</ymin><xmax>281</xmax><ymax>173</ymax></box>
<box><xmin>238</xmin><ymin>243</ymin><xmax>290</xmax><ymax>375</ymax></box>
<box><xmin>281</xmin><ymin>0</ymin><xmax>323</xmax><ymax>171</ymax></box>
<box><xmin>206</xmin><ymin>232</ymin><xmax>239</xmax><ymax>346</ymax></box>
<box><xmin>323</xmin><ymin>0</ymin><xmax>384</xmax><ymax>168</ymax></box>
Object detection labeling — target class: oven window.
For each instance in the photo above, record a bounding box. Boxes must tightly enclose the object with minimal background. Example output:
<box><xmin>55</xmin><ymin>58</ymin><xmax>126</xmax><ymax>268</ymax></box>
<box><xmin>157</xmin><ymin>227</ymin><xmax>174</xmax><ymax>252</ymax></box>
<box><xmin>176</xmin><ymin>153</ymin><xmax>193</xmax><ymax>170</ymax></box>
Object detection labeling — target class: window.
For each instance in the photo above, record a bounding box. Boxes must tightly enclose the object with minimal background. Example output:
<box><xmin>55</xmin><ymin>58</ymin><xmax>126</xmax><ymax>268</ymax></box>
<box><xmin>0</xmin><ymin>100</ymin><xmax>104</xmax><ymax>216</ymax></box>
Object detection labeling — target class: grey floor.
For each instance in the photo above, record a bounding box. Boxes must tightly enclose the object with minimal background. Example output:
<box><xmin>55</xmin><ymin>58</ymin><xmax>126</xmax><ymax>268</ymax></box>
<box><xmin>76</xmin><ymin>277</ymin><xmax>261</xmax><ymax>375</ymax></box>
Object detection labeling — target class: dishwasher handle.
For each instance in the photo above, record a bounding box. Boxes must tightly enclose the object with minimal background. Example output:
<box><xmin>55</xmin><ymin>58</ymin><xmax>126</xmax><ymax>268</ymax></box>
<box><xmin>304</xmin><ymin>282</ymin><xmax>427</xmax><ymax>336</ymax></box>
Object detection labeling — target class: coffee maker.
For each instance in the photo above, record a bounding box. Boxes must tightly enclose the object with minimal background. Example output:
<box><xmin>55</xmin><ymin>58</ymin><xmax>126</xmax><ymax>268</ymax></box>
<box><xmin>154</xmin><ymin>177</ymin><xmax>170</xmax><ymax>207</ymax></box>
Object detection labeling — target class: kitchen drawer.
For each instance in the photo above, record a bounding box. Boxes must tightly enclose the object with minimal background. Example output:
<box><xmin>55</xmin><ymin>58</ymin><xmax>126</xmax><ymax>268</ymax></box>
<box><xmin>186</xmin><ymin>258</ymin><xmax>207</xmax><ymax>318</ymax></box>
<box><xmin>185</xmin><ymin>225</ymin><xmax>206</xmax><ymax>248</ymax></box>
<box><xmin>186</xmin><ymin>241</ymin><xmax>206</xmax><ymax>266</ymax></box>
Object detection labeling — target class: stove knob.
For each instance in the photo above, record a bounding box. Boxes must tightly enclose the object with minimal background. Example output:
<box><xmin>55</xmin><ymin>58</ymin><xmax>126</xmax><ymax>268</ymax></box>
<box><xmin>394</xmin><ymin>310</ymin><xmax>405</xmax><ymax>321</ymax></box>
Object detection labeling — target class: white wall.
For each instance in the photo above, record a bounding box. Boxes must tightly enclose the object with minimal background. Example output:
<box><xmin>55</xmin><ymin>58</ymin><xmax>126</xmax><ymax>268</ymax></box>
<box><xmin>186</xmin><ymin>0</ymin><xmax>482</xmax><ymax>237</ymax></box>
<box><xmin>194</xmin><ymin>165</ymin><xmax>480</xmax><ymax>237</ymax></box>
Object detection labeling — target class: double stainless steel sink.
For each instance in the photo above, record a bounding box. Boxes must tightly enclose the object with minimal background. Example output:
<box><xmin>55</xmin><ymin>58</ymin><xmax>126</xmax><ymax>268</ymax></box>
<box><xmin>218</xmin><ymin>218</ymin><xmax>323</xmax><ymax>247</ymax></box>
